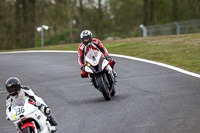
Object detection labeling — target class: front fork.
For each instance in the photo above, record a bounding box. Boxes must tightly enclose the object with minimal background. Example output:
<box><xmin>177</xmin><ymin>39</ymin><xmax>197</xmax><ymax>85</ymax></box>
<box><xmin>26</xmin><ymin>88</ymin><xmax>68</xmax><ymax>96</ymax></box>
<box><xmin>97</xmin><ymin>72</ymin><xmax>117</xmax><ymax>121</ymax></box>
<box><xmin>105</xmin><ymin>65</ymin><xmax>116</xmax><ymax>84</ymax></box>
<box><xmin>88</xmin><ymin>74</ymin><xmax>98</xmax><ymax>89</ymax></box>
<box><xmin>33</xmin><ymin>121</ymin><xmax>38</xmax><ymax>133</ymax></box>
<box><xmin>88</xmin><ymin>65</ymin><xmax>115</xmax><ymax>90</ymax></box>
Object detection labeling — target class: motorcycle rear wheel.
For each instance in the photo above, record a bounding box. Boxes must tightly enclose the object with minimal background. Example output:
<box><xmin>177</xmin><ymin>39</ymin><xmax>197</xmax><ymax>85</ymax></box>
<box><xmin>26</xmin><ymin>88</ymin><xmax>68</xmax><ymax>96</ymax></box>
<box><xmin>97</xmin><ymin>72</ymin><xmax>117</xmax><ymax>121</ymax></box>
<box><xmin>96</xmin><ymin>76</ymin><xmax>111</xmax><ymax>101</ymax></box>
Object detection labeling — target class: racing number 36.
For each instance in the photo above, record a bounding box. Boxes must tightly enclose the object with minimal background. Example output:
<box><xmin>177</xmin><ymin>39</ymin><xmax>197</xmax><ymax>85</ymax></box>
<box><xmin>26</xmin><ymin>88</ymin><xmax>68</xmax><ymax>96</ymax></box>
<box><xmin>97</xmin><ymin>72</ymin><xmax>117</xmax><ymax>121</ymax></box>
<box><xmin>17</xmin><ymin>107</ymin><xmax>25</xmax><ymax>115</ymax></box>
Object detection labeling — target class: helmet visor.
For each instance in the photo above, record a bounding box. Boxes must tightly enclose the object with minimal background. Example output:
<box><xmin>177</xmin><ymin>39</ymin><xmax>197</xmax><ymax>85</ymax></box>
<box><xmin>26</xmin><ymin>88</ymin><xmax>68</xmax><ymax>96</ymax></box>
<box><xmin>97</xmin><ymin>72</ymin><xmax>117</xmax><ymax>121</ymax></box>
<box><xmin>10</xmin><ymin>92</ymin><xmax>18</xmax><ymax>96</ymax></box>
<box><xmin>83</xmin><ymin>38</ymin><xmax>89</xmax><ymax>42</ymax></box>
<box><xmin>8</xmin><ymin>87</ymin><xmax>19</xmax><ymax>96</ymax></box>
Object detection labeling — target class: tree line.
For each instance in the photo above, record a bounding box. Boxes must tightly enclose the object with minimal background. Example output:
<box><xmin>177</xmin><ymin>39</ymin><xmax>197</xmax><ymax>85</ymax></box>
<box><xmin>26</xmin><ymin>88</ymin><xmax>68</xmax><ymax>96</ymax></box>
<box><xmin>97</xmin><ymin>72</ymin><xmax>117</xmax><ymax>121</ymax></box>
<box><xmin>0</xmin><ymin>0</ymin><xmax>200</xmax><ymax>50</ymax></box>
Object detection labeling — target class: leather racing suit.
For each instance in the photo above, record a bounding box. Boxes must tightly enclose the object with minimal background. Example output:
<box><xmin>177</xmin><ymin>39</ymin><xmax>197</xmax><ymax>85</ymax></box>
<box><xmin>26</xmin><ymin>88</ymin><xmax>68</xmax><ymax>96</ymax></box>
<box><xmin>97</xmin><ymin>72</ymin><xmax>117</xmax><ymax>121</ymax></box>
<box><xmin>78</xmin><ymin>38</ymin><xmax>116</xmax><ymax>77</ymax></box>
<box><xmin>6</xmin><ymin>86</ymin><xmax>57</xmax><ymax>128</ymax></box>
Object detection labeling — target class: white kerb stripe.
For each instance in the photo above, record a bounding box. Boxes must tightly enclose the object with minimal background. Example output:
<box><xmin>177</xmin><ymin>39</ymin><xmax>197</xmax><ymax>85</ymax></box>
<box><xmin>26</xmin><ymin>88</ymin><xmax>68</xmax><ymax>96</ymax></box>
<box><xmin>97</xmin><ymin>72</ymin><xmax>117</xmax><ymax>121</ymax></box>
<box><xmin>110</xmin><ymin>53</ymin><xmax>200</xmax><ymax>79</ymax></box>
<box><xmin>0</xmin><ymin>50</ymin><xmax>200</xmax><ymax>79</ymax></box>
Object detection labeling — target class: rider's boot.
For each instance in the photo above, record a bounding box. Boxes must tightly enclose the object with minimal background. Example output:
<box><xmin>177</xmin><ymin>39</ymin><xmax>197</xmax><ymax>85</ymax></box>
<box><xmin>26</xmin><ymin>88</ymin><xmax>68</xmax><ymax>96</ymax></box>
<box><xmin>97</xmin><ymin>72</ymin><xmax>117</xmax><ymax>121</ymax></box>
<box><xmin>39</xmin><ymin>105</ymin><xmax>57</xmax><ymax>132</ymax></box>
<box><xmin>48</xmin><ymin>115</ymin><xmax>57</xmax><ymax>132</ymax></box>
<box><xmin>49</xmin><ymin>115</ymin><xmax>57</xmax><ymax>126</ymax></box>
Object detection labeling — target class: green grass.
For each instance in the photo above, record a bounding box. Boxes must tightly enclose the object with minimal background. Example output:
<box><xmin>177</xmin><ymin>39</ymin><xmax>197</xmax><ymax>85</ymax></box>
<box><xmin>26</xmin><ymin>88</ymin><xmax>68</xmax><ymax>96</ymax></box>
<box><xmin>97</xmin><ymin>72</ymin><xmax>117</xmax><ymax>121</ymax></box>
<box><xmin>105</xmin><ymin>34</ymin><xmax>200</xmax><ymax>74</ymax></box>
<box><xmin>1</xmin><ymin>33</ymin><xmax>200</xmax><ymax>74</ymax></box>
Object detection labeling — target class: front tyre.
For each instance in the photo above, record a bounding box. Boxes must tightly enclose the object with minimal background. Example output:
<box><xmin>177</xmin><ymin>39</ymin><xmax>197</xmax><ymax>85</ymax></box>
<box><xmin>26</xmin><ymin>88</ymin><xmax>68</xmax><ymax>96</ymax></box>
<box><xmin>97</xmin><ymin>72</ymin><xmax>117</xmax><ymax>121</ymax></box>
<box><xmin>22</xmin><ymin>127</ymin><xmax>33</xmax><ymax>133</ymax></box>
<box><xmin>96</xmin><ymin>76</ymin><xmax>111</xmax><ymax>101</ymax></box>
<box><xmin>110</xmin><ymin>84</ymin><xmax>116</xmax><ymax>97</ymax></box>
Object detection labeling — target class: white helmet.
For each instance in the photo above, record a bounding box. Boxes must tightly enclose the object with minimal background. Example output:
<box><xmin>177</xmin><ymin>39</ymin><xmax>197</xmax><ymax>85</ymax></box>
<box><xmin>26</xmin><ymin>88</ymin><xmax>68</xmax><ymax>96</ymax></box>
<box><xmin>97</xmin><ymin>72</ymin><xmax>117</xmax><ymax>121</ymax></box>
<box><xmin>80</xmin><ymin>30</ymin><xmax>93</xmax><ymax>46</ymax></box>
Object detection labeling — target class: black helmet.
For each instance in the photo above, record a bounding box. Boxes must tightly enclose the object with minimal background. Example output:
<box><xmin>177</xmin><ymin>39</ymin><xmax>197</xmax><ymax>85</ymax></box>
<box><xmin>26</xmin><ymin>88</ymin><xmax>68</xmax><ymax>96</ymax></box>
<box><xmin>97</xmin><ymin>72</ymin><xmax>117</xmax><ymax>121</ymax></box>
<box><xmin>6</xmin><ymin>77</ymin><xmax>21</xmax><ymax>96</ymax></box>
<box><xmin>80</xmin><ymin>30</ymin><xmax>93</xmax><ymax>46</ymax></box>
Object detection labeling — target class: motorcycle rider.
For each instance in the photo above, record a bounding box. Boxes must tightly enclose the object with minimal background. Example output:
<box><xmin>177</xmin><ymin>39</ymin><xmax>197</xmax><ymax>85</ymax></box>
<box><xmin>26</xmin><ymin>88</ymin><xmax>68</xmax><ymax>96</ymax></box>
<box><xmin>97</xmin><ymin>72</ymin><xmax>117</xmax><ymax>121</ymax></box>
<box><xmin>5</xmin><ymin>77</ymin><xmax>57</xmax><ymax>132</ymax></box>
<box><xmin>78</xmin><ymin>30</ymin><xmax>117</xmax><ymax>78</ymax></box>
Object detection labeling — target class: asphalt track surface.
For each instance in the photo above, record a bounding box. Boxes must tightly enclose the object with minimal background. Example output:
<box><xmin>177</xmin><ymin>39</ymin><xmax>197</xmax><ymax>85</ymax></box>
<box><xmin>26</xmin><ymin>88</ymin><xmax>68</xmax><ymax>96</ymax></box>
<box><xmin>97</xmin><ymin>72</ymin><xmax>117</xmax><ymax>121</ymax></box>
<box><xmin>0</xmin><ymin>51</ymin><xmax>200</xmax><ymax>133</ymax></box>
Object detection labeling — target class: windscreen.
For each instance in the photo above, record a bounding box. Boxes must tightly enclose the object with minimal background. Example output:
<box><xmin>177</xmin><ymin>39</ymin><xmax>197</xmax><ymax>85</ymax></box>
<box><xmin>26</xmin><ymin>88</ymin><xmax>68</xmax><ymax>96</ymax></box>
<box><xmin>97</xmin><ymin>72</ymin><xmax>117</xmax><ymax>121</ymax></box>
<box><xmin>86</xmin><ymin>50</ymin><xmax>99</xmax><ymax>59</ymax></box>
<box><xmin>11</xmin><ymin>96</ymin><xmax>25</xmax><ymax>106</ymax></box>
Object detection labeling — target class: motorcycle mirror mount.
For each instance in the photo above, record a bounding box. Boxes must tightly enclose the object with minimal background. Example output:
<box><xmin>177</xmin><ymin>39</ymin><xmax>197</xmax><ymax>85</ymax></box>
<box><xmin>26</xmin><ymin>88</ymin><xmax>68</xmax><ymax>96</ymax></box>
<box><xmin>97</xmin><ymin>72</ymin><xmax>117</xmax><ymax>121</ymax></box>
<box><xmin>92</xmin><ymin>56</ymin><xmax>96</xmax><ymax>61</ymax></box>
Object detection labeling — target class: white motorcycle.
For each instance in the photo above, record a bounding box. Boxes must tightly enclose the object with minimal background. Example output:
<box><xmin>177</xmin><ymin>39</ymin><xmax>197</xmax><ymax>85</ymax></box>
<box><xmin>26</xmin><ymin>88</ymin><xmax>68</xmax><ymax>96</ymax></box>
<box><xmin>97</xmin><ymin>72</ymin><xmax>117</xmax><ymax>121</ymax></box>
<box><xmin>85</xmin><ymin>49</ymin><xmax>116</xmax><ymax>101</ymax></box>
<box><xmin>6</xmin><ymin>96</ymin><xmax>54</xmax><ymax>133</ymax></box>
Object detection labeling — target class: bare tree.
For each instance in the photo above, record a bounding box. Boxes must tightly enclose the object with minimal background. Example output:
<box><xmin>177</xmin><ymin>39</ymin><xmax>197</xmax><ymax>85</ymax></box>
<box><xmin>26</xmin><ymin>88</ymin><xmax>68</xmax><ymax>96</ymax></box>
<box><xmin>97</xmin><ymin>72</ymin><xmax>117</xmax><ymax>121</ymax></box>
<box><xmin>150</xmin><ymin>0</ymin><xmax>154</xmax><ymax>24</ymax></box>
<box><xmin>78</xmin><ymin>0</ymin><xmax>84</xmax><ymax>30</ymax></box>
<box><xmin>67</xmin><ymin>0</ymin><xmax>73</xmax><ymax>43</ymax></box>
<box><xmin>97</xmin><ymin>0</ymin><xmax>103</xmax><ymax>38</ymax></box>
<box><xmin>172</xmin><ymin>0</ymin><xmax>178</xmax><ymax>21</ymax></box>
<box><xmin>143</xmin><ymin>0</ymin><xmax>149</xmax><ymax>26</ymax></box>
<box><xmin>21</xmin><ymin>0</ymin><xmax>36</xmax><ymax>48</ymax></box>
<box><xmin>15</xmin><ymin>0</ymin><xmax>22</xmax><ymax>48</ymax></box>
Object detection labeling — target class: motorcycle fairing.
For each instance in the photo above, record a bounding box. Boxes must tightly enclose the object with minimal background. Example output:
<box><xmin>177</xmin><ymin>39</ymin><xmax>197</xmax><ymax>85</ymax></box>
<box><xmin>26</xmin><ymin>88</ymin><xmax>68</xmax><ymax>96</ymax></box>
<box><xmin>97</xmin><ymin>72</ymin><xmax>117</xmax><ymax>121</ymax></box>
<box><xmin>85</xmin><ymin>65</ymin><xmax>94</xmax><ymax>74</ymax></box>
<box><xmin>7</xmin><ymin>97</ymin><xmax>52</xmax><ymax>133</ymax></box>
<box><xmin>85</xmin><ymin>56</ymin><xmax>109</xmax><ymax>74</ymax></box>
<box><xmin>101</xmin><ymin>58</ymin><xmax>109</xmax><ymax>70</ymax></box>
<box><xmin>85</xmin><ymin>50</ymin><xmax>102</xmax><ymax>66</ymax></box>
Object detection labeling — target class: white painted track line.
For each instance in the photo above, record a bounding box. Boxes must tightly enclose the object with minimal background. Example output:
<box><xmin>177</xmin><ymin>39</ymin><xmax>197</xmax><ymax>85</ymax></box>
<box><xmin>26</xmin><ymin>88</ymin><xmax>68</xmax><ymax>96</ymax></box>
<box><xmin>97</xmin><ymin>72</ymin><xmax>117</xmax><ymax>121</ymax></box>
<box><xmin>1</xmin><ymin>50</ymin><xmax>200</xmax><ymax>79</ymax></box>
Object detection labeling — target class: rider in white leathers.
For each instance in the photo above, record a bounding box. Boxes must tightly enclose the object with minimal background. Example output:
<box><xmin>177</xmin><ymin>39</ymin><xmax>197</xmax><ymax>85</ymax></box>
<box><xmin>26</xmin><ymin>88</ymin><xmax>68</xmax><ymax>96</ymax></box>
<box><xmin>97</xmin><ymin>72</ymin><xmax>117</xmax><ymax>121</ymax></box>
<box><xmin>5</xmin><ymin>77</ymin><xmax>57</xmax><ymax>131</ymax></box>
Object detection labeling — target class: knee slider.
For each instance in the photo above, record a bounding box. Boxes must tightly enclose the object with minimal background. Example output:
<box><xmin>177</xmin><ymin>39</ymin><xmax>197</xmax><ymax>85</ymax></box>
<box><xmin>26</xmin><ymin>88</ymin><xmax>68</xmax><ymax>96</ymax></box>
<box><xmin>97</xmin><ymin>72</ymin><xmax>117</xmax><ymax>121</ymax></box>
<box><xmin>44</xmin><ymin>107</ymin><xmax>51</xmax><ymax>115</ymax></box>
<box><xmin>40</xmin><ymin>105</ymin><xmax>51</xmax><ymax>115</ymax></box>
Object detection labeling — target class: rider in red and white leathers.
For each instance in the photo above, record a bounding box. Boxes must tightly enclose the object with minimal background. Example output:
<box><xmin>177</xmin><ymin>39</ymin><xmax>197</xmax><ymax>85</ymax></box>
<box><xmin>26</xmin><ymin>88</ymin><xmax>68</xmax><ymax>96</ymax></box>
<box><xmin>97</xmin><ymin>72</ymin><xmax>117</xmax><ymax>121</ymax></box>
<box><xmin>78</xmin><ymin>30</ymin><xmax>117</xmax><ymax>78</ymax></box>
<box><xmin>5</xmin><ymin>77</ymin><xmax>57</xmax><ymax>131</ymax></box>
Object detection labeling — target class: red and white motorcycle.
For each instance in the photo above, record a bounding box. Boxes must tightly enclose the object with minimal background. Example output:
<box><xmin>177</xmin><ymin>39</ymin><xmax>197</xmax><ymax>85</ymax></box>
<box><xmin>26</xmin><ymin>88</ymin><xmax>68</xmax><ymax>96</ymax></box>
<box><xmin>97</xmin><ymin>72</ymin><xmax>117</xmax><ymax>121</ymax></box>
<box><xmin>6</xmin><ymin>96</ymin><xmax>54</xmax><ymax>133</ymax></box>
<box><xmin>85</xmin><ymin>49</ymin><xmax>116</xmax><ymax>101</ymax></box>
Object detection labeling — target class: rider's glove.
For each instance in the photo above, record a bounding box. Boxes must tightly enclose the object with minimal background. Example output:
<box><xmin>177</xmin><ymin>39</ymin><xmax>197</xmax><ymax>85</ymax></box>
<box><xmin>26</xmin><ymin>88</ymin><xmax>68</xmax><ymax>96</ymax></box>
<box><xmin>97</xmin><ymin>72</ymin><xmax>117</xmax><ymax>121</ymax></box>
<box><xmin>105</xmin><ymin>56</ymin><xmax>112</xmax><ymax>61</ymax></box>
<box><xmin>81</xmin><ymin>65</ymin><xmax>85</xmax><ymax>71</ymax></box>
<box><xmin>6</xmin><ymin>100</ymin><xmax>11</xmax><ymax>107</ymax></box>
<box><xmin>6</xmin><ymin>116</ymin><xmax>10</xmax><ymax>121</ymax></box>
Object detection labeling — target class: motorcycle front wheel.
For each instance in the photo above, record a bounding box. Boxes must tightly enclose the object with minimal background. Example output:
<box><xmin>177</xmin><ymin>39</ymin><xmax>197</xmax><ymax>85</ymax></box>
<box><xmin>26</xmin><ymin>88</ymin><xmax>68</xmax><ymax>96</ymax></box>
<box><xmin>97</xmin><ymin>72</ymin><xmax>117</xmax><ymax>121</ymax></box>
<box><xmin>110</xmin><ymin>84</ymin><xmax>116</xmax><ymax>97</ymax></box>
<box><xmin>22</xmin><ymin>126</ymin><xmax>34</xmax><ymax>133</ymax></box>
<box><xmin>96</xmin><ymin>75</ymin><xmax>111</xmax><ymax>101</ymax></box>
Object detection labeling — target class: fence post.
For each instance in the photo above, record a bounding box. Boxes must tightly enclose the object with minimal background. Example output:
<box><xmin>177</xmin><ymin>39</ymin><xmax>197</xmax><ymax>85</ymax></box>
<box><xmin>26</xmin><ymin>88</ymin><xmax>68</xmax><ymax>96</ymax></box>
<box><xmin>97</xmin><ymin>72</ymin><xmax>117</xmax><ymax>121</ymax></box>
<box><xmin>174</xmin><ymin>21</ymin><xmax>180</xmax><ymax>34</ymax></box>
<box><xmin>140</xmin><ymin>24</ymin><xmax>147</xmax><ymax>37</ymax></box>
